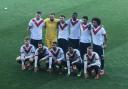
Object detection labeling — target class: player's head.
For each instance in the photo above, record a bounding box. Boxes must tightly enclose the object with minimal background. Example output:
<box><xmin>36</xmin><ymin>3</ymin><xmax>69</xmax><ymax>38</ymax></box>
<box><xmin>68</xmin><ymin>46</ymin><xmax>74</xmax><ymax>54</ymax></box>
<box><xmin>52</xmin><ymin>41</ymin><xmax>57</xmax><ymax>50</ymax></box>
<box><xmin>24</xmin><ymin>37</ymin><xmax>30</xmax><ymax>47</ymax></box>
<box><xmin>87</xmin><ymin>46</ymin><xmax>93</xmax><ymax>55</ymax></box>
<box><xmin>92</xmin><ymin>17</ymin><xmax>101</xmax><ymax>27</ymax></box>
<box><xmin>72</xmin><ymin>12</ymin><xmax>78</xmax><ymax>20</ymax></box>
<box><xmin>38</xmin><ymin>42</ymin><xmax>43</xmax><ymax>49</ymax></box>
<box><xmin>50</xmin><ymin>13</ymin><xmax>55</xmax><ymax>21</ymax></box>
<box><xmin>60</xmin><ymin>15</ymin><xmax>65</xmax><ymax>23</ymax></box>
<box><xmin>36</xmin><ymin>11</ymin><xmax>42</xmax><ymax>20</ymax></box>
<box><xmin>82</xmin><ymin>16</ymin><xmax>88</xmax><ymax>23</ymax></box>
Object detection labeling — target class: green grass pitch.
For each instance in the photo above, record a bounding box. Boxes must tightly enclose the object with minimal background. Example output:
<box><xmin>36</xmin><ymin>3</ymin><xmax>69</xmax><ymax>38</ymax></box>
<box><xmin>0</xmin><ymin>0</ymin><xmax>128</xmax><ymax>89</ymax></box>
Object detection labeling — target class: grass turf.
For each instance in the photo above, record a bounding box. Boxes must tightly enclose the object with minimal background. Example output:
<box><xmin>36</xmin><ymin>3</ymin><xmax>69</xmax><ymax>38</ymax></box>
<box><xmin>0</xmin><ymin>0</ymin><xmax>128</xmax><ymax>89</ymax></box>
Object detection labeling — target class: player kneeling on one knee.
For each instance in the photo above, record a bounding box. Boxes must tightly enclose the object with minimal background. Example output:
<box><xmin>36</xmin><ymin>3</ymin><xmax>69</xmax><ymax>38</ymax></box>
<box><xmin>84</xmin><ymin>46</ymin><xmax>101</xmax><ymax>79</ymax></box>
<box><xmin>50</xmin><ymin>42</ymin><xmax>66</xmax><ymax>74</ymax></box>
<box><xmin>16</xmin><ymin>37</ymin><xmax>35</xmax><ymax>70</ymax></box>
<box><xmin>34</xmin><ymin>43</ymin><xmax>52</xmax><ymax>72</ymax></box>
<box><xmin>66</xmin><ymin>47</ymin><xmax>82</xmax><ymax>77</ymax></box>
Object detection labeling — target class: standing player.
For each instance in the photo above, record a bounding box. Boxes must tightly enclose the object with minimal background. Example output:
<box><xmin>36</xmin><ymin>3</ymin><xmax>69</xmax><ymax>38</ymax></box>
<box><xmin>34</xmin><ymin>43</ymin><xmax>52</xmax><ymax>72</ymax></box>
<box><xmin>16</xmin><ymin>37</ymin><xmax>35</xmax><ymax>70</ymax></box>
<box><xmin>79</xmin><ymin>16</ymin><xmax>91</xmax><ymax>60</ymax></box>
<box><xmin>28</xmin><ymin>11</ymin><xmax>45</xmax><ymax>48</ymax></box>
<box><xmin>66</xmin><ymin>47</ymin><xmax>82</xmax><ymax>77</ymax></box>
<box><xmin>57</xmin><ymin>15</ymin><xmax>69</xmax><ymax>54</ymax></box>
<box><xmin>44</xmin><ymin>13</ymin><xmax>59</xmax><ymax>48</ymax></box>
<box><xmin>50</xmin><ymin>42</ymin><xmax>65</xmax><ymax>74</ymax></box>
<box><xmin>67</xmin><ymin>12</ymin><xmax>81</xmax><ymax>49</ymax></box>
<box><xmin>91</xmin><ymin>17</ymin><xmax>107</xmax><ymax>75</ymax></box>
<box><xmin>84</xmin><ymin>46</ymin><xmax>101</xmax><ymax>79</ymax></box>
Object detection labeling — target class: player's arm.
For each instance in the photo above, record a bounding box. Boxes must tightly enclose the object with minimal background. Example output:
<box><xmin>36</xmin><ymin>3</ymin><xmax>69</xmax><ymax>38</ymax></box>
<box><xmin>103</xmin><ymin>34</ymin><xmax>107</xmax><ymax>49</ymax></box>
<box><xmin>57</xmin><ymin>49</ymin><xmax>64</xmax><ymax>61</ymax></box>
<box><xmin>28</xmin><ymin>20</ymin><xmax>33</xmax><ymax>36</ymax></box>
<box><xmin>40</xmin><ymin>48</ymin><xmax>50</xmax><ymax>61</ymax></box>
<box><xmin>102</xmin><ymin>27</ymin><xmax>107</xmax><ymax>48</ymax></box>
<box><xmin>72</xmin><ymin>51</ymin><xmax>81</xmax><ymax>64</ymax></box>
<box><xmin>88</xmin><ymin>53</ymin><xmax>101</xmax><ymax>67</ymax></box>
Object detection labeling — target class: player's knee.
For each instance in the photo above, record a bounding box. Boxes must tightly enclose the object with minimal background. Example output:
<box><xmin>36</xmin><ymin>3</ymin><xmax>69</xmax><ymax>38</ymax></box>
<box><xmin>29</xmin><ymin>58</ymin><xmax>34</xmax><ymax>62</ymax></box>
<box><xmin>16</xmin><ymin>56</ymin><xmax>21</xmax><ymax>63</ymax></box>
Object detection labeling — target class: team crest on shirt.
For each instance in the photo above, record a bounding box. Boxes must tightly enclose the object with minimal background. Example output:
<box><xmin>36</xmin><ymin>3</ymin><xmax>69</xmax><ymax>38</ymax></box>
<box><xmin>59</xmin><ymin>23</ymin><xmax>68</xmax><ymax>30</ymax></box>
<box><xmin>93</xmin><ymin>26</ymin><xmax>102</xmax><ymax>35</ymax></box>
<box><xmin>32</xmin><ymin>19</ymin><xmax>44</xmax><ymax>27</ymax></box>
<box><xmin>70</xmin><ymin>19</ymin><xmax>79</xmax><ymax>26</ymax></box>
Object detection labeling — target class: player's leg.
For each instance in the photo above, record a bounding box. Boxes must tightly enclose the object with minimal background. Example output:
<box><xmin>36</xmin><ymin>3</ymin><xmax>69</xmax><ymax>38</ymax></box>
<box><xmin>68</xmin><ymin>39</ymin><xmax>74</xmax><ymax>48</ymax></box>
<box><xmin>93</xmin><ymin>44</ymin><xmax>104</xmax><ymax>75</ymax></box>
<box><xmin>76</xmin><ymin>62</ymin><xmax>82</xmax><ymax>77</ymax></box>
<box><xmin>30</xmin><ymin>39</ymin><xmax>37</xmax><ymax>48</ymax></box>
<box><xmin>16</xmin><ymin>56</ymin><xmax>21</xmax><ymax>64</ymax></box>
<box><xmin>79</xmin><ymin>42</ymin><xmax>85</xmax><ymax>60</ymax></box>
<box><xmin>86</xmin><ymin>66</ymin><xmax>93</xmax><ymax>78</ymax></box>
<box><xmin>67</xmin><ymin>59</ymin><xmax>71</xmax><ymax>76</ymax></box>
<box><xmin>93</xmin><ymin>65</ymin><xmax>100</xmax><ymax>79</ymax></box>
<box><xmin>28</xmin><ymin>57</ymin><xmax>34</xmax><ymax>70</ymax></box>
<box><xmin>74</xmin><ymin>39</ymin><xmax>80</xmax><ymax>49</ymax></box>
<box><xmin>45</xmin><ymin>36</ymin><xmax>51</xmax><ymax>48</ymax></box>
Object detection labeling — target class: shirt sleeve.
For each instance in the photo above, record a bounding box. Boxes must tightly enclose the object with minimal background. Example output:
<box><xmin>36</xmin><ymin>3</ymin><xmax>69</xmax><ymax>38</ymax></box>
<box><xmin>28</xmin><ymin>19</ymin><xmax>33</xmax><ymax>27</ymax></box>
<box><xmin>57</xmin><ymin>48</ymin><xmax>64</xmax><ymax>61</ymax></box>
<box><xmin>95</xmin><ymin>52</ymin><xmax>100</xmax><ymax>60</ymax></box>
<box><xmin>20</xmin><ymin>46</ymin><xmax>24</xmax><ymax>53</ymax></box>
<box><xmin>102</xmin><ymin>27</ymin><xmax>106</xmax><ymax>35</ymax></box>
<box><xmin>76</xmin><ymin>50</ymin><xmax>81</xmax><ymax>58</ymax></box>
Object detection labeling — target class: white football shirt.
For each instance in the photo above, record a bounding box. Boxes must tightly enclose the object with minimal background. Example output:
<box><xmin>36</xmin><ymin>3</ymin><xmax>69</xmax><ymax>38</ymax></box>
<box><xmin>29</xmin><ymin>18</ymin><xmax>45</xmax><ymax>40</ymax></box>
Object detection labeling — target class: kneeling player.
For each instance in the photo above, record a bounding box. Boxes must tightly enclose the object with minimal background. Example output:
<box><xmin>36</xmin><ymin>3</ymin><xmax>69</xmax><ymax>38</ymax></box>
<box><xmin>16</xmin><ymin>37</ymin><xmax>35</xmax><ymax>70</ymax></box>
<box><xmin>50</xmin><ymin>42</ymin><xmax>66</xmax><ymax>74</ymax></box>
<box><xmin>66</xmin><ymin>47</ymin><xmax>82</xmax><ymax>77</ymax></box>
<box><xmin>84</xmin><ymin>46</ymin><xmax>101</xmax><ymax>79</ymax></box>
<box><xmin>34</xmin><ymin>43</ymin><xmax>52</xmax><ymax>72</ymax></box>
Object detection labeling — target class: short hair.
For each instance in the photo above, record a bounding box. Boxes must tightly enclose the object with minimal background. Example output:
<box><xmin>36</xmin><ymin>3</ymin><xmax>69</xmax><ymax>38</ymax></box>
<box><xmin>92</xmin><ymin>17</ymin><xmax>101</xmax><ymax>25</ymax></box>
<box><xmin>52</xmin><ymin>41</ymin><xmax>57</xmax><ymax>45</ymax></box>
<box><xmin>36</xmin><ymin>11</ymin><xmax>42</xmax><ymax>14</ymax></box>
<box><xmin>38</xmin><ymin>42</ymin><xmax>44</xmax><ymax>45</ymax></box>
<box><xmin>87</xmin><ymin>46</ymin><xmax>93</xmax><ymax>50</ymax></box>
<box><xmin>24</xmin><ymin>36</ymin><xmax>30</xmax><ymax>41</ymax></box>
<box><xmin>72</xmin><ymin>12</ymin><xmax>78</xmax><ymax>16</ymax></box>
<box><xmin>60</xmin><ymin>15</ymin><xmax>65</xmax><ymax>18</ymax></box>
<box><xmin>82</xmin><ymin>16</ymin><xmax>88</xmax><ymax>20</ymax></box>
<box><xmin>50</xmin><ymin>13</ymin><xmax>55</xmax><ymax>16</ymax></box>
